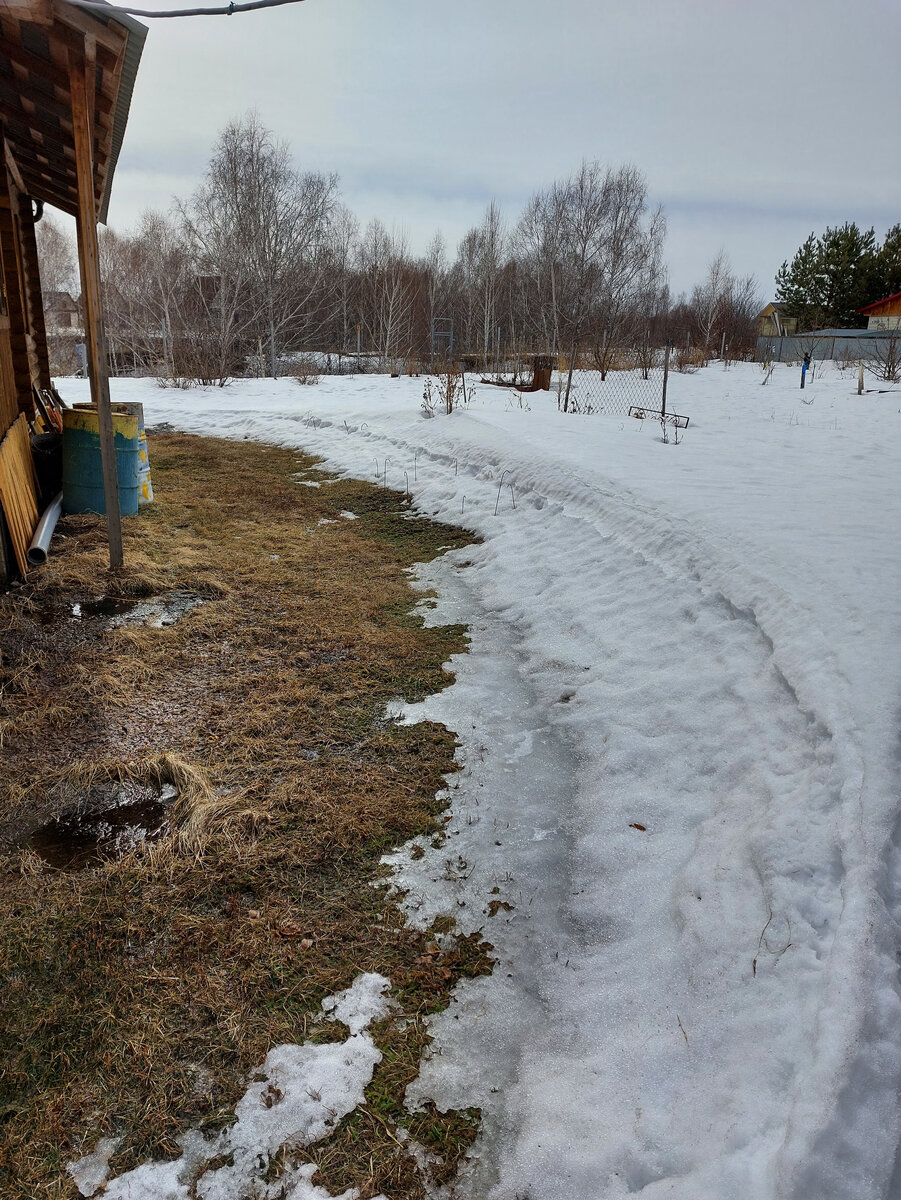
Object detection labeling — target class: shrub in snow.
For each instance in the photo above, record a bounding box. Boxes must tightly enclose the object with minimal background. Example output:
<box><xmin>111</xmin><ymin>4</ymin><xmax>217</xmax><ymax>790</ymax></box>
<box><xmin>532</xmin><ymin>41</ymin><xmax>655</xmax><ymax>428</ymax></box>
<box><xmin>286</xmin><ymin>355</ymin><xmax>321</xmax><ymax>386</ymax></box>
<box><xmin>422</xmin><ymin>369</ymin><xmax>468</xmax><ymax>417</ymax></box>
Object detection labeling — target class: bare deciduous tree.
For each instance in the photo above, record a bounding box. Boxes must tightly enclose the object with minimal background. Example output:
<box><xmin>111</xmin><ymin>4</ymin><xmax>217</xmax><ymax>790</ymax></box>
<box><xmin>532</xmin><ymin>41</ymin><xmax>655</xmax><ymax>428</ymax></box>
<box><xmin>521</xmin><ymin>162</ymin><xmax>667</xmax><ymax>408</ymax></box>
<box><xmin>181</xmin><ymin>112</ymin><xmax>337</xmax><ymax>378</ymax></box>
<box><xmin>35</xmin><ymin>212</ymin><xmax>77</xmax><ymax>299</ymax></box>
<box><xmin>590</xmin><ymin>166</ymin><xmax>667</xmax><ymax>380</ymax></box>
<box><xmin>357</xmin><ymin>221</ymin><xmax>415</xmax><ymax>369</ymax></box>
<box><xmin>689</xmin><ymin>251</ymin><xmax>760</xmax><ymax>360</ymax></box>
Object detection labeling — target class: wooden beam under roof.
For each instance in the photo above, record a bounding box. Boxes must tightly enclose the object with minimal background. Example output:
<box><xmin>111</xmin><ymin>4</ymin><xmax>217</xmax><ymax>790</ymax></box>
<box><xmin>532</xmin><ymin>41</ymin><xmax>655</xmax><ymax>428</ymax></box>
<box><xmin>70</xmin><ymin>35</ymin><xmax>123</xmax><ymax>567</ymax></box>
<box><xmin>3</xmin><ymin>138</ymin><xmax>26</xmax><ymax>191</ymax></box>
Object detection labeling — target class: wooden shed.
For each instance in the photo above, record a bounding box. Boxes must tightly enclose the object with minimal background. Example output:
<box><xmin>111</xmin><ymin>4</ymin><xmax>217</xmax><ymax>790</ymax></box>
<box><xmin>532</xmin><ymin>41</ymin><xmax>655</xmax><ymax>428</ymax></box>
<box><xmin>857</xmin><ymin>293</ymin><xmax>901</xmax><ymax>332</ymax></box>
<box><xmin>0</xmin><ymin>0</ymin><xmax>145</xmax><ymax>580</ymax></box>
<box><xmin>757</xmin><ymin>303</ymin><xmax>798</xmax><ymax>338</ymax></box>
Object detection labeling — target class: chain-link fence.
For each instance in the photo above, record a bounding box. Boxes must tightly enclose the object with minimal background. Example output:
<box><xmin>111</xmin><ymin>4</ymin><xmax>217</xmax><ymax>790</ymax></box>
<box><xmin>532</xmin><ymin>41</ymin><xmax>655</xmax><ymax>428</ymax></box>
<box><xmin>552</xmin><ymin>362</ymin><xmax>666</xmax><ymax>417</ymax></box>
<box><xmin>463</xmin><ymin>346</ymin><xmax>685</xmax><ymax>419</ymax></box>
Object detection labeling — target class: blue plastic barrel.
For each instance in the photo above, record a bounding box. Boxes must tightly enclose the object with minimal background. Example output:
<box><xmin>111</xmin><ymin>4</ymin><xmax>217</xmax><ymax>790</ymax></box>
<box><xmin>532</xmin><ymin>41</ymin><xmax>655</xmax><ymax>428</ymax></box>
<box><xmin>62</xmin><ymin>407</ymin><xmax>140</xmax><ymax>516</ymax></box>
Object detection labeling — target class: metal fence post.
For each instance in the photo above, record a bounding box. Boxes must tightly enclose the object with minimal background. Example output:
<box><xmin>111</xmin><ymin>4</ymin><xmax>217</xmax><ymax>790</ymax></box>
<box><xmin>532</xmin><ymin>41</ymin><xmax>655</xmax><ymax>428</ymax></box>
<box><xmin>661</xmin><ymin>342</ymin><xmax>671</xmax><ymax>418</ymax></box>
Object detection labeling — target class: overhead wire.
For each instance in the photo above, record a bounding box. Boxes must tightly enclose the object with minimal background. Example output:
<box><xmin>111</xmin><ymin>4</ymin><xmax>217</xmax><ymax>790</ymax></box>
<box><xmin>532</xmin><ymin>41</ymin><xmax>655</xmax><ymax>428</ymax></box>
<box><xmin>62</xmin><ymin>0</ymin><xmax>307</xmax><ymax>17</ymax></box>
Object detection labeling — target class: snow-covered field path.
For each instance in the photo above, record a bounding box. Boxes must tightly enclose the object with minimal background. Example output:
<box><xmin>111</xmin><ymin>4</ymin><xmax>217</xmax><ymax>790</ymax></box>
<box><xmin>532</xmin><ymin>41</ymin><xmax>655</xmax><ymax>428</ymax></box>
<box><xmin>71</xmin><ymin>363</ymin><xmax>901</xmax><ymax>1198</ymax></box>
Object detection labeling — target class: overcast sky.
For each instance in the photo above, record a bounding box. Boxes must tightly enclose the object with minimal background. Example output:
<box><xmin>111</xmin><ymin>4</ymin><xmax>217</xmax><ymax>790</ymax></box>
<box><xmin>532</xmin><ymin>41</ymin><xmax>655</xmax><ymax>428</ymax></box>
<box><xmin>107</xmin><ymin>0</ymin><xmax>900</xmax><ymax>298</ymax></box>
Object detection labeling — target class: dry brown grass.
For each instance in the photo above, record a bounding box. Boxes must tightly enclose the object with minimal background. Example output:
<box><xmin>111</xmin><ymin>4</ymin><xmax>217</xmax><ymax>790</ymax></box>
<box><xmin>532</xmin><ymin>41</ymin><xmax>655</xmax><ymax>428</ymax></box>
<box><xmin>0</xmin><ymin>433</ymin><xmax>488</xmax><ymax>1198</ymax></box>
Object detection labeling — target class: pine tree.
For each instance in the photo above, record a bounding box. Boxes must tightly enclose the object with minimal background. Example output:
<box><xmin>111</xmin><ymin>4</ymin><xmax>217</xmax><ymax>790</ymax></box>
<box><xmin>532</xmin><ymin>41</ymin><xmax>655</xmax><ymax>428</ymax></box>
<box><xmin>873</xmin><ymin>224</ymin><xmax>901</xmax><ymax>299</ymax></box>
<box><xmin>774</xmin><ymin>233</ymin><xmax>823</xmax><ymax>330</ymax></box>
<box><xmin>774</xmin><ymin>224</ymin><xmax>879</xmax><ymax>329</ymax></box>
<box><xmin>816</xmin><ymin>223</ymin><xmax>876</xmax><ymax>327</ymax></box>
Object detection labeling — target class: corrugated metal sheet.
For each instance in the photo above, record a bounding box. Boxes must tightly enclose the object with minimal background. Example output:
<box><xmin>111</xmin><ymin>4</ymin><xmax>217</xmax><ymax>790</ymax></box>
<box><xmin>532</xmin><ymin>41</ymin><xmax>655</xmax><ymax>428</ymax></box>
<box><xmin>756</xmin><ymin>333</ymin><xmax>901</xmax><ymax>362</ymax></box>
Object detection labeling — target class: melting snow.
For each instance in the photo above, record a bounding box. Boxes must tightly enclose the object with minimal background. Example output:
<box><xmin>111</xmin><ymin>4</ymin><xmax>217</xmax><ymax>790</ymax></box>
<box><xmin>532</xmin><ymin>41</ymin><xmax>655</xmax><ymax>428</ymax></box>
<box><xmin>69</xmin><ymin>975</ymin><xmax>390</xmax><ymax>1200</ymax></box>
<box><xmin>60</xmin><ymin>364</ymin><xmax>901</xmax><ymax>1199</ymax></box>
<box><xmin>321</xmin><ymin>972</ymin><xmax>392</xmax><ymax>1034</ymax></box>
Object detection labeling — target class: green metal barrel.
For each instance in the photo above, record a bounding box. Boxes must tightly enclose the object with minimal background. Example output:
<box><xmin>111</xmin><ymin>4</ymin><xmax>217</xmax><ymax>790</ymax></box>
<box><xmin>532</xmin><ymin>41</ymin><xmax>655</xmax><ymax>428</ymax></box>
<box><xmin>62</xmin><ymin>407</ymin><xmax>140</xmax><ymax>516</ymax></box>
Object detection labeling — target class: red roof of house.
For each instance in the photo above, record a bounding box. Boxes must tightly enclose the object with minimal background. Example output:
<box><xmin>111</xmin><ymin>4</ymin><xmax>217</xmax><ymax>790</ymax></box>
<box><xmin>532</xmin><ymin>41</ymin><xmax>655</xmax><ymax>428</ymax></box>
<box><xmin>858</xmin><ymin>292</ymin><xmax>901</xmax><ymax>314</ymax></box>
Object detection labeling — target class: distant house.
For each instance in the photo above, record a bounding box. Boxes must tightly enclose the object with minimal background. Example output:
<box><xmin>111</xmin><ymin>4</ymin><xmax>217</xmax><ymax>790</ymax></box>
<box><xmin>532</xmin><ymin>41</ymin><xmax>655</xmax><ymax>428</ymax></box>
<box><xmin>857</xmin><ymin>293</ymin><xmax>901</xmax><ymax>331</ymax></box>
<box><xmin>44</xmin><ymin>291</ymin><xmax>82</xmax><ymax>333</ymax></box>
<box><xmin>757</xmin><ymin>303</ymin><xmax>798</xmax><ymax>338</ymax></box>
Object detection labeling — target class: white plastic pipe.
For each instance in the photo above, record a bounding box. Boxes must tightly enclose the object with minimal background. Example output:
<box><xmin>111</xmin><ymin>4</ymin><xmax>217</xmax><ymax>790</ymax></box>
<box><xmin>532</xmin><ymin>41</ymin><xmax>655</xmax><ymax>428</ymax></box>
<box><xmin>27</xmin><ymin>492</ymin><xmax>63</xmax><ymax>567</ymax></box>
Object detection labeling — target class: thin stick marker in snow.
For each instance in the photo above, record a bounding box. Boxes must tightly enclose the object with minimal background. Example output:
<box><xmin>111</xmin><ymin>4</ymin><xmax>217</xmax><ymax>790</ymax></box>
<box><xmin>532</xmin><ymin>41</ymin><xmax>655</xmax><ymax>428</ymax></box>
<box><xmin>495</xmin><ymin>470</ymin><xmax>511</xmax><ymax>515</ymax></box>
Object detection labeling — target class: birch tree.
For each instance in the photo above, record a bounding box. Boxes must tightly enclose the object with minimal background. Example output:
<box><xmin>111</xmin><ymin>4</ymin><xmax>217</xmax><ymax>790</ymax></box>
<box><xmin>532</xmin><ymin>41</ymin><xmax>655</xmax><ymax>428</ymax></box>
<box><xmin>35</xmin><ymin>212</ymin><xmax>77</xmax><ymax>298</ymax></box>
<box><xmin>357</xmin><ymin>221</ymin><xmax>415</xmax><ymax>367</ymax></box>
<box><xmin>182</xmin><ymin>112</ymin><xmax>338</xmax><ymax>377</ymax></box>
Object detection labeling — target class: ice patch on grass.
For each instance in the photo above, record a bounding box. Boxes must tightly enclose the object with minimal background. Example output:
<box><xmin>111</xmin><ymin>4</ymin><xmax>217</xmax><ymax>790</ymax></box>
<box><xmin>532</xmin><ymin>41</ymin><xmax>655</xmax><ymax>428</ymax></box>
<box><xmin>70</xmin><ymin>975</ymin><xmax>390</xmax><ymax>1200</ymax></box>
<box><xmin>321</xmin><ymin>972</ymin><xmax>392</xmax><ymax>1034</ymax></box>
<box><xmin>67</xmin><ymin>1136</ymin><xmax>121</xmax><ymax>1196</ymax></box>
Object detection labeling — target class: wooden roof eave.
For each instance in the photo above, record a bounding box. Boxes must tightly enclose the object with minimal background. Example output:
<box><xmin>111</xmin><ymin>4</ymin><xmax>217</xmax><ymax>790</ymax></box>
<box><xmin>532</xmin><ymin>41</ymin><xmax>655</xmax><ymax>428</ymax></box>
<box><xmin>0</xmin><ymin>0</ymin><xmax>145</xmax><ymax>223</ymax></box>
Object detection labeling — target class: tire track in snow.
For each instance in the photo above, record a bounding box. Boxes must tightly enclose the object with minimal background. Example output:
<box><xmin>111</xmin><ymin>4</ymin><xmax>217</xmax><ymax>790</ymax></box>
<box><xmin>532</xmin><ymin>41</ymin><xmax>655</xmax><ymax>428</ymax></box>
<box><xmin>154</xmin><ymin>400</ymin><xmax>896</xmax><ymax>1198</ymax></box>
<box><xmin>373</xmin><ymin>477</ymin><xmax>855</xmax><ymax>1197</ymax></box>
<box><xmin>324</xmin><ymin>414</ymin><xmax>875</xmax><ymax>1198</ymax></box>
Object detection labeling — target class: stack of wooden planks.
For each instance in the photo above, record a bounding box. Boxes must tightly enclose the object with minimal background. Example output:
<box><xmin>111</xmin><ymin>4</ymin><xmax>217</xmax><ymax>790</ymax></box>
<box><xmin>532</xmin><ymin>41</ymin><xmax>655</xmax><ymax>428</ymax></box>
<box><xmin>0</xmin><ymin>413</ymin><xmax>39</xmax><ymax>576</ymax></box>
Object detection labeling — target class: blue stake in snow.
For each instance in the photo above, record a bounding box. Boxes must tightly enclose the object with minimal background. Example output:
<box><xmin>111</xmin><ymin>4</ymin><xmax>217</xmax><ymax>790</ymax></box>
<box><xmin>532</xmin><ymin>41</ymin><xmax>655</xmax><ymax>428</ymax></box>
<box><xmin>800</xmin><ymin>351</ymin><xmax>811</xmax><ymax>389</ymax></box>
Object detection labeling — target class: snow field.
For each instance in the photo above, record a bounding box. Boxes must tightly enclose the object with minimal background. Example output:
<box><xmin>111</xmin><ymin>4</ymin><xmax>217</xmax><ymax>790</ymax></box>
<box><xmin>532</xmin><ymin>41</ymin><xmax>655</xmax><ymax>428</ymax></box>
<box><xmin>62</xmin><ymin>362</ymin><xmax>901</xmax><ymax>1198</ymax></box>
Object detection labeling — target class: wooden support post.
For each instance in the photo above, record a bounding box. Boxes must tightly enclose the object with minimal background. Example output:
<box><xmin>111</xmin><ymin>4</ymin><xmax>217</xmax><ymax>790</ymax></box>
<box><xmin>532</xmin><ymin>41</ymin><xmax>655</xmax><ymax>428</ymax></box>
<box><xmin>69</xmin><ymin>39</ymin><xmax>122</xmax><ymax>569</ymax></box>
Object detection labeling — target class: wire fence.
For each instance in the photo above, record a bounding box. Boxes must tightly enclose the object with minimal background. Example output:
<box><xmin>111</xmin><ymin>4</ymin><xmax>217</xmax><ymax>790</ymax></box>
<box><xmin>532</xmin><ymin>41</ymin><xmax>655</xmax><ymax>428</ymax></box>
<box><xmin>303</xmin><ymin>343</ymin><xmax>689</xmax><ymax>414</ymax></box>
<box><xmin>464</xmin><ymin>346</ymin><xmax>671</xmax><ymax>417</ymax></box>
<box><xmin>552</xmin><ymin>364</ymin><xmax>666</xmax><ymax>416</ymax></box>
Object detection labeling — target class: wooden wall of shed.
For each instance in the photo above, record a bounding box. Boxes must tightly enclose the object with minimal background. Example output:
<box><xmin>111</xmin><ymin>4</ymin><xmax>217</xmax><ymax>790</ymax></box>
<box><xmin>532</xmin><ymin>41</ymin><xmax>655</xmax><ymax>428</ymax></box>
<box><xmin>864</xmin><ymin>296</ymin><xmax>901</xmax><ymax>330</ymax></box>
<box><xmin>0</xmin><ymin>146</ymin><xmax>43</xmax><ymax>439</ymax></box>
<box><xmin>868</xmin><ymin>296</ymin><xmax>901</xmax><ymax>316</ymax></box>
<box><xmin>0</xmin><ymin>172</ymin><xmax>32</xmax><ymax>413</ymax></box>
<box><xmin>0</xmin><ymin>307</ymin><xmax>17</xmax><ymax>439</ymax></box>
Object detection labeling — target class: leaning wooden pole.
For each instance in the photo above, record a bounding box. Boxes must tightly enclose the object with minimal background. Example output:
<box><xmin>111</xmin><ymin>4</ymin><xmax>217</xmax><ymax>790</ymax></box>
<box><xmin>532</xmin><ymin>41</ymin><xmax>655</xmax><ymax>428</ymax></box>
<box><xmin>69</xmin><ymin>36</ymin><xmax>123</xmax><ymax>568</ymax></box>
